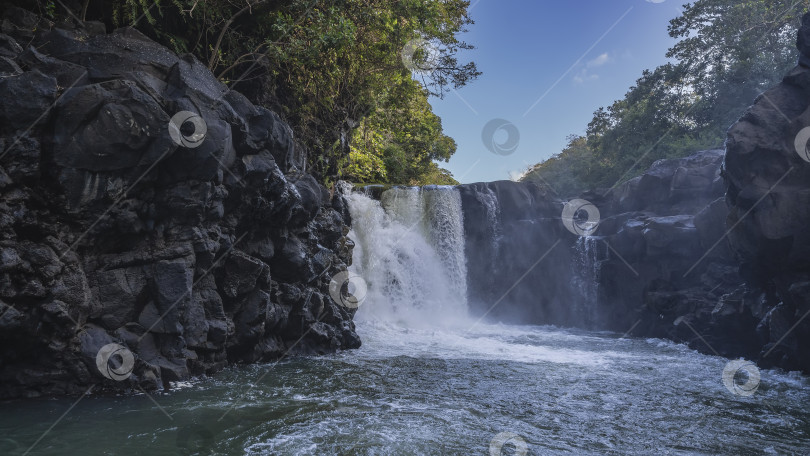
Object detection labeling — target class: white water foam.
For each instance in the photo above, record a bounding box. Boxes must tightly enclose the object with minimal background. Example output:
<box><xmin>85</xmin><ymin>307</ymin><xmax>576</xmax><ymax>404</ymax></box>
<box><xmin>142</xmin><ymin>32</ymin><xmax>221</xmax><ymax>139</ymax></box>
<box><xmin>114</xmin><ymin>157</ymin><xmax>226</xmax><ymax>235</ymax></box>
<box><xmin>346</xmin><ymin>186</ymin><xmax>469</xmax><ymax>328</ymax></box>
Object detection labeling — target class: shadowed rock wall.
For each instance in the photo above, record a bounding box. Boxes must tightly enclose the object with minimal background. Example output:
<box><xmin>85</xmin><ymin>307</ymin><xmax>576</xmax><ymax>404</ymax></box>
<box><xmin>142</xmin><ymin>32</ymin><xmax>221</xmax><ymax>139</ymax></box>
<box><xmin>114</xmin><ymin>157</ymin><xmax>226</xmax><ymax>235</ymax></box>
<box><xmin>0</xmin><ymin>10</ymin><xmax>359</xmax><ymax>399</ymax></box>
<box><xmin>719</xmin><ymin>11</ymin><xmax>810</xmax><ymax>372</ymax></box>
<box><xmin>458</xmin><ymin>181</ymin><xmax>576</xmax><ymax>325</ymax></box>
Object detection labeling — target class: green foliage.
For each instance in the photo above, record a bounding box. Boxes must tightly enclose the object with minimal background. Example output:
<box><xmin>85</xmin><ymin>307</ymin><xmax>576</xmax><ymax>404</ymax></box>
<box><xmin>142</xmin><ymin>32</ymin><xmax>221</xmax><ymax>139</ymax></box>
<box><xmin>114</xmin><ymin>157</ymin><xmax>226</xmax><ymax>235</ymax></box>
<box><xmin>523</xmin><ymin>0</ymin><xmax>808</xmax><ymax>196</ymax></box>
<box><xmin>21</xmin><ymin>0</ymin><xmax>478</xmax><ymax>185</ymax></box>
<box><xmin>346</xmin><ymin>77</ymin><xmax>458</xmax><ymax>185</ymax></box>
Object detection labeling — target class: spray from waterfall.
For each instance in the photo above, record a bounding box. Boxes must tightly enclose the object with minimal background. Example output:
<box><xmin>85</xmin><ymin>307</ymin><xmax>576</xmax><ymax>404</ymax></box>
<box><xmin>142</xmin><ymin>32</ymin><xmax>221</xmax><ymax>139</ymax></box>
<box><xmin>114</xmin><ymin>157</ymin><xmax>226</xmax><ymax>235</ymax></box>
<box><xmin>345</xmin><ymin>186</ymin><xmax>470</xmax><ymax>328</ymax></box>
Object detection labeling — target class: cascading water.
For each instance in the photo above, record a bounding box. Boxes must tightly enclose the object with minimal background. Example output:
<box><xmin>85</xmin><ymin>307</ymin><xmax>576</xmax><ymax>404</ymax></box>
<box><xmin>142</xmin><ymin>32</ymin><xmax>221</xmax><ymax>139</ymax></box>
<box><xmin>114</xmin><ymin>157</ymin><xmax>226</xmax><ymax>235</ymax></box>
<box><xmin>345</xmin><ymin>185</ymin><xmax>469</xmax><ymax>328</ymax></box>
<box><xmin>479</xmin><ymin>185</ymin><xmax>502</xmax><ymax>255</ymax></box>
<box><xmin>572</xmin><ymin>236</ymin><xmax>602</xmax><ymax>327</ymax></box>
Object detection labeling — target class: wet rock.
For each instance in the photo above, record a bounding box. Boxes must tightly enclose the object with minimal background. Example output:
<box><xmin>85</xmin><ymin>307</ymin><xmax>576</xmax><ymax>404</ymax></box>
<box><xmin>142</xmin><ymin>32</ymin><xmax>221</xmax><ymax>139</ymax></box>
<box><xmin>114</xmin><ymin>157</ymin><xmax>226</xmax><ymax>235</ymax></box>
<box><xmin>271</xmin><ymin>234</ymin><xmax>312</xmax><ymax>282</ymax></box>
<box><xmin>0</xmin><ymin>33</ymin><xmax>22</xmax><ymax>58</ymax></box>
<box><xmin>0</xmin><ymin>55</ymin><xmax>20</xmax><ymax>77</ymax></box>
<box><xmin>458</xmin><ymin>180</ymin><xmax>574</xmax><ymax>324</ymax></box>
<box><xmin>220</xmin><ymin>251</ymin><xmax>266</xmax><ymax>299</ymax></box>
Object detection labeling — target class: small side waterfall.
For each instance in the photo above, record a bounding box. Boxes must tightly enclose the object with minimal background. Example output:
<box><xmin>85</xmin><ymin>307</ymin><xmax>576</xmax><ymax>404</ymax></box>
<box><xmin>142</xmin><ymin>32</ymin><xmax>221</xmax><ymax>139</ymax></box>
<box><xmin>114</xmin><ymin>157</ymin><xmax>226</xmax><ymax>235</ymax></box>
<box><xmin>572</xmin><ymin>236</ymin><xmax>602</xmax><ymax>327</ymax></box>
<box><xmin>345</xmin><ymin>186</ymin><xmax>469</xmax><ymax>327</ymax></box>
<box><xmin>479</xmin><ymin>186</ymin><xmax>502</xmax><ymax>256</ymax></box>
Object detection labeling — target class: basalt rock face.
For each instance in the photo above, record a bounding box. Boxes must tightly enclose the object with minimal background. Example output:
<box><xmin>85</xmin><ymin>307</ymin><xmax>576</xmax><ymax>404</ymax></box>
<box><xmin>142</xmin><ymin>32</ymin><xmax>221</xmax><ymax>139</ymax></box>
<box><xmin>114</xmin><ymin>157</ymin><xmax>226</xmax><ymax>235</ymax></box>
<box><xmin>463</xmin><ymin>149</ymin><xmax>781</xmax><ymax>365</ymax></box>
<box><xmin>458</xmin><ymin>181</ymin><xmax>577</xmax><ymax>325</ymax></box>
<box><xmin>719</xmin><ymin>12</ymin><xmax>810</xmax><ymax>373</ymax></box>
<box><xmin>0</xmin><ymin>10</ymin><xmax>359</xmax><ymax>399</ymax></box>
<box><xmin>460</xmin><ymin>151</ymin><xmax>751</xmax><ymax>355</ymax></box>
<box><xmin>585</xmin><ymin>150</ymin><xmax>759</xmax><ymax>360</ymax></box>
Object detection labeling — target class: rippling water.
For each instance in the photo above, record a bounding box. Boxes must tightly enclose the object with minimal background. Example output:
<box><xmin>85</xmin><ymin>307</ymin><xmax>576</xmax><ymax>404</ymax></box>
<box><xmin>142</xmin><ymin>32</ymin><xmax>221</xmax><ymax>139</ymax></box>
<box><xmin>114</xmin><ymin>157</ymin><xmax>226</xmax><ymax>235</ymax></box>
<box><xmin>2</xmin><ymin>321</ymin><xmax>808</xmax><ymax>455</ymax></box>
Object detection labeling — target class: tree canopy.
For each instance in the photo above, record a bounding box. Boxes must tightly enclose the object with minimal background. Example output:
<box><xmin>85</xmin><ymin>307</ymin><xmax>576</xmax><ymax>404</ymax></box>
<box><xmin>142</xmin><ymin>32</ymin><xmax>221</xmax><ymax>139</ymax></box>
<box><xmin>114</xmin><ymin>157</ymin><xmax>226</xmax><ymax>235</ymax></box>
<box><xmin>16</xmin><ymin>0</ymin><xmax>480</xmax><ymax>185</ymax></box>
<box><xmin>522</xmin><ymin>0</ymin><xmax>808</xmax><ymax>197</ymax></box>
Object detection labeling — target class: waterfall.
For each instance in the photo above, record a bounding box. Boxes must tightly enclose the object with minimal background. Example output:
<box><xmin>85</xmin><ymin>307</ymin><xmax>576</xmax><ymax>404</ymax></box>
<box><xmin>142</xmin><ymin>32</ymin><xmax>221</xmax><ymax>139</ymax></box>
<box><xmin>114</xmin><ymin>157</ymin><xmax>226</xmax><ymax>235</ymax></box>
<box><xmin>345</xmin><ymin>186</ymin><xmax>470</xmax><ymax>328</ymax></box>
<box><xmin>572</xmin><ymin>236</ymin><xmax>602</xmax><ymax>327</ymax></box>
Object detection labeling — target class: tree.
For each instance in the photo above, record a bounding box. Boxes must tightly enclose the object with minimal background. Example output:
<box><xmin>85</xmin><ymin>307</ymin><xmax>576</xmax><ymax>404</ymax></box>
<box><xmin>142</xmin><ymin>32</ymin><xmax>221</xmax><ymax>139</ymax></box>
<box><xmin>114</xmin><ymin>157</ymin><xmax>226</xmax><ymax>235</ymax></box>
<box><xmin>523</xmin><ymin>0</ymin><xmax>808</xmax><ymax>196</ymax></box>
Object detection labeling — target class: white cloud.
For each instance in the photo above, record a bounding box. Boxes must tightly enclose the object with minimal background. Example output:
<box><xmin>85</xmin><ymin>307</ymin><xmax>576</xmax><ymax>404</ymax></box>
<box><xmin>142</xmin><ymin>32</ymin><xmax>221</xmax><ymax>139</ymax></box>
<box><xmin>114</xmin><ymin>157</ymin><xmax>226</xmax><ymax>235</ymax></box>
<box><xmin>574</xmin><ymin>69</ymin><xmax>599</xmax><ymax>84</ymax></box>
<box><xmin>587</xmin><ymin>52</ymin><xmax>611</xmax><ymax>68</ymax></box>
<box><xmin>573</xmin><ymin>52</ymin><xmax>613</xmax><ymax>84</ymax></box>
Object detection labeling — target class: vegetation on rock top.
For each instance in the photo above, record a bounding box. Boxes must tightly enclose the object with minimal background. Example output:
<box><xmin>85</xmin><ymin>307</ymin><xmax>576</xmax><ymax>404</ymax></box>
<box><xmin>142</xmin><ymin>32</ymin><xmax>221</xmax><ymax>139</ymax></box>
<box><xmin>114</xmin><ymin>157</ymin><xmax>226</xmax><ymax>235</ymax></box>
<box><xmin>521</xmin><ymin>0</ymin><xmax>809</xmax><ymax>197</ymax></box>
<box><xmin>12</xmin><ymin>0</ymin><xmax>480</xmax><ymax>186</ymax></box>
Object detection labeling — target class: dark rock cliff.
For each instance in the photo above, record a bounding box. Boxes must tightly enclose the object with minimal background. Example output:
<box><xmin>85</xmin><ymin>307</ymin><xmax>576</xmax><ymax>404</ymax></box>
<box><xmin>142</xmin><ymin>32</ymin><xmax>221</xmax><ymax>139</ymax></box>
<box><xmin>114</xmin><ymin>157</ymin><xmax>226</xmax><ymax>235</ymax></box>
<box><xmin>0</xmin><ymin>10</ymin><xmax>359</xmax><ymax>399</ymax></box>
<box><xmin>458</xmin><ymin>181</ymin><xmax>575</xmax><ymax>325</ymax></box>
<box><xmin>461</xmin><ymin>150</ymin><xmax>743</xmax><ymax>342</ymax></box>
<box><xmin>460</xmin><ymin>149</ymin><xmax>783</xmax><ymax>370</ymax></box>
<box><xmin>720</xmin><ymin>12</ymin><xmax>810</xmax><ymax>373</ymax></box>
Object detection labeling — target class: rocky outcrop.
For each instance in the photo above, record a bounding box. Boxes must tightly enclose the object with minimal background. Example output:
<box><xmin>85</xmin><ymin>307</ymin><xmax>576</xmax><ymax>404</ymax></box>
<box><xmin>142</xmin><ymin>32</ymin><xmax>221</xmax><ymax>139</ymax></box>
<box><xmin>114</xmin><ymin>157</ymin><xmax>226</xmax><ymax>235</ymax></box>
<box><xmin>719</xmin><ymin>12</ymin><xmax>810</xmax><ymax>373</ymax></box>
<box><xmin>461</xmin><ymin>151</ymin><xmax>744</xmax><ymax>337</ymax></box>
<box><xmin>461</xmin><ymin>149</ymin><xmax>776</xmax><ymax>367</ymax></box>
<box><xmin>584</xmin><ymin>150</ymin><xmax>757</xmax><ymax>358</ymax></box>
<box><xmin>458</xmin><ymin>181</ymin><xmax>577</xmax><ymax>325</ymax></box>
<box><xmin>0</xmin><ymin>9</ymin><xmax>359</xmax><ymax>399</ymax></box>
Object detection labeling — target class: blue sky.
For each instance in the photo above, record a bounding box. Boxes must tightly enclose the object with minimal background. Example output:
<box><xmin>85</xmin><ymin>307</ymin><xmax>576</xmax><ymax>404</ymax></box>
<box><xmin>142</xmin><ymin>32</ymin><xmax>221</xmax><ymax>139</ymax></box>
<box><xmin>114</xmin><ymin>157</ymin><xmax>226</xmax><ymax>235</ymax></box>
<box><xmin>430</xmin><ymin>0</ymin><xmax>687</xmax><ymax>184</ymax></box>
